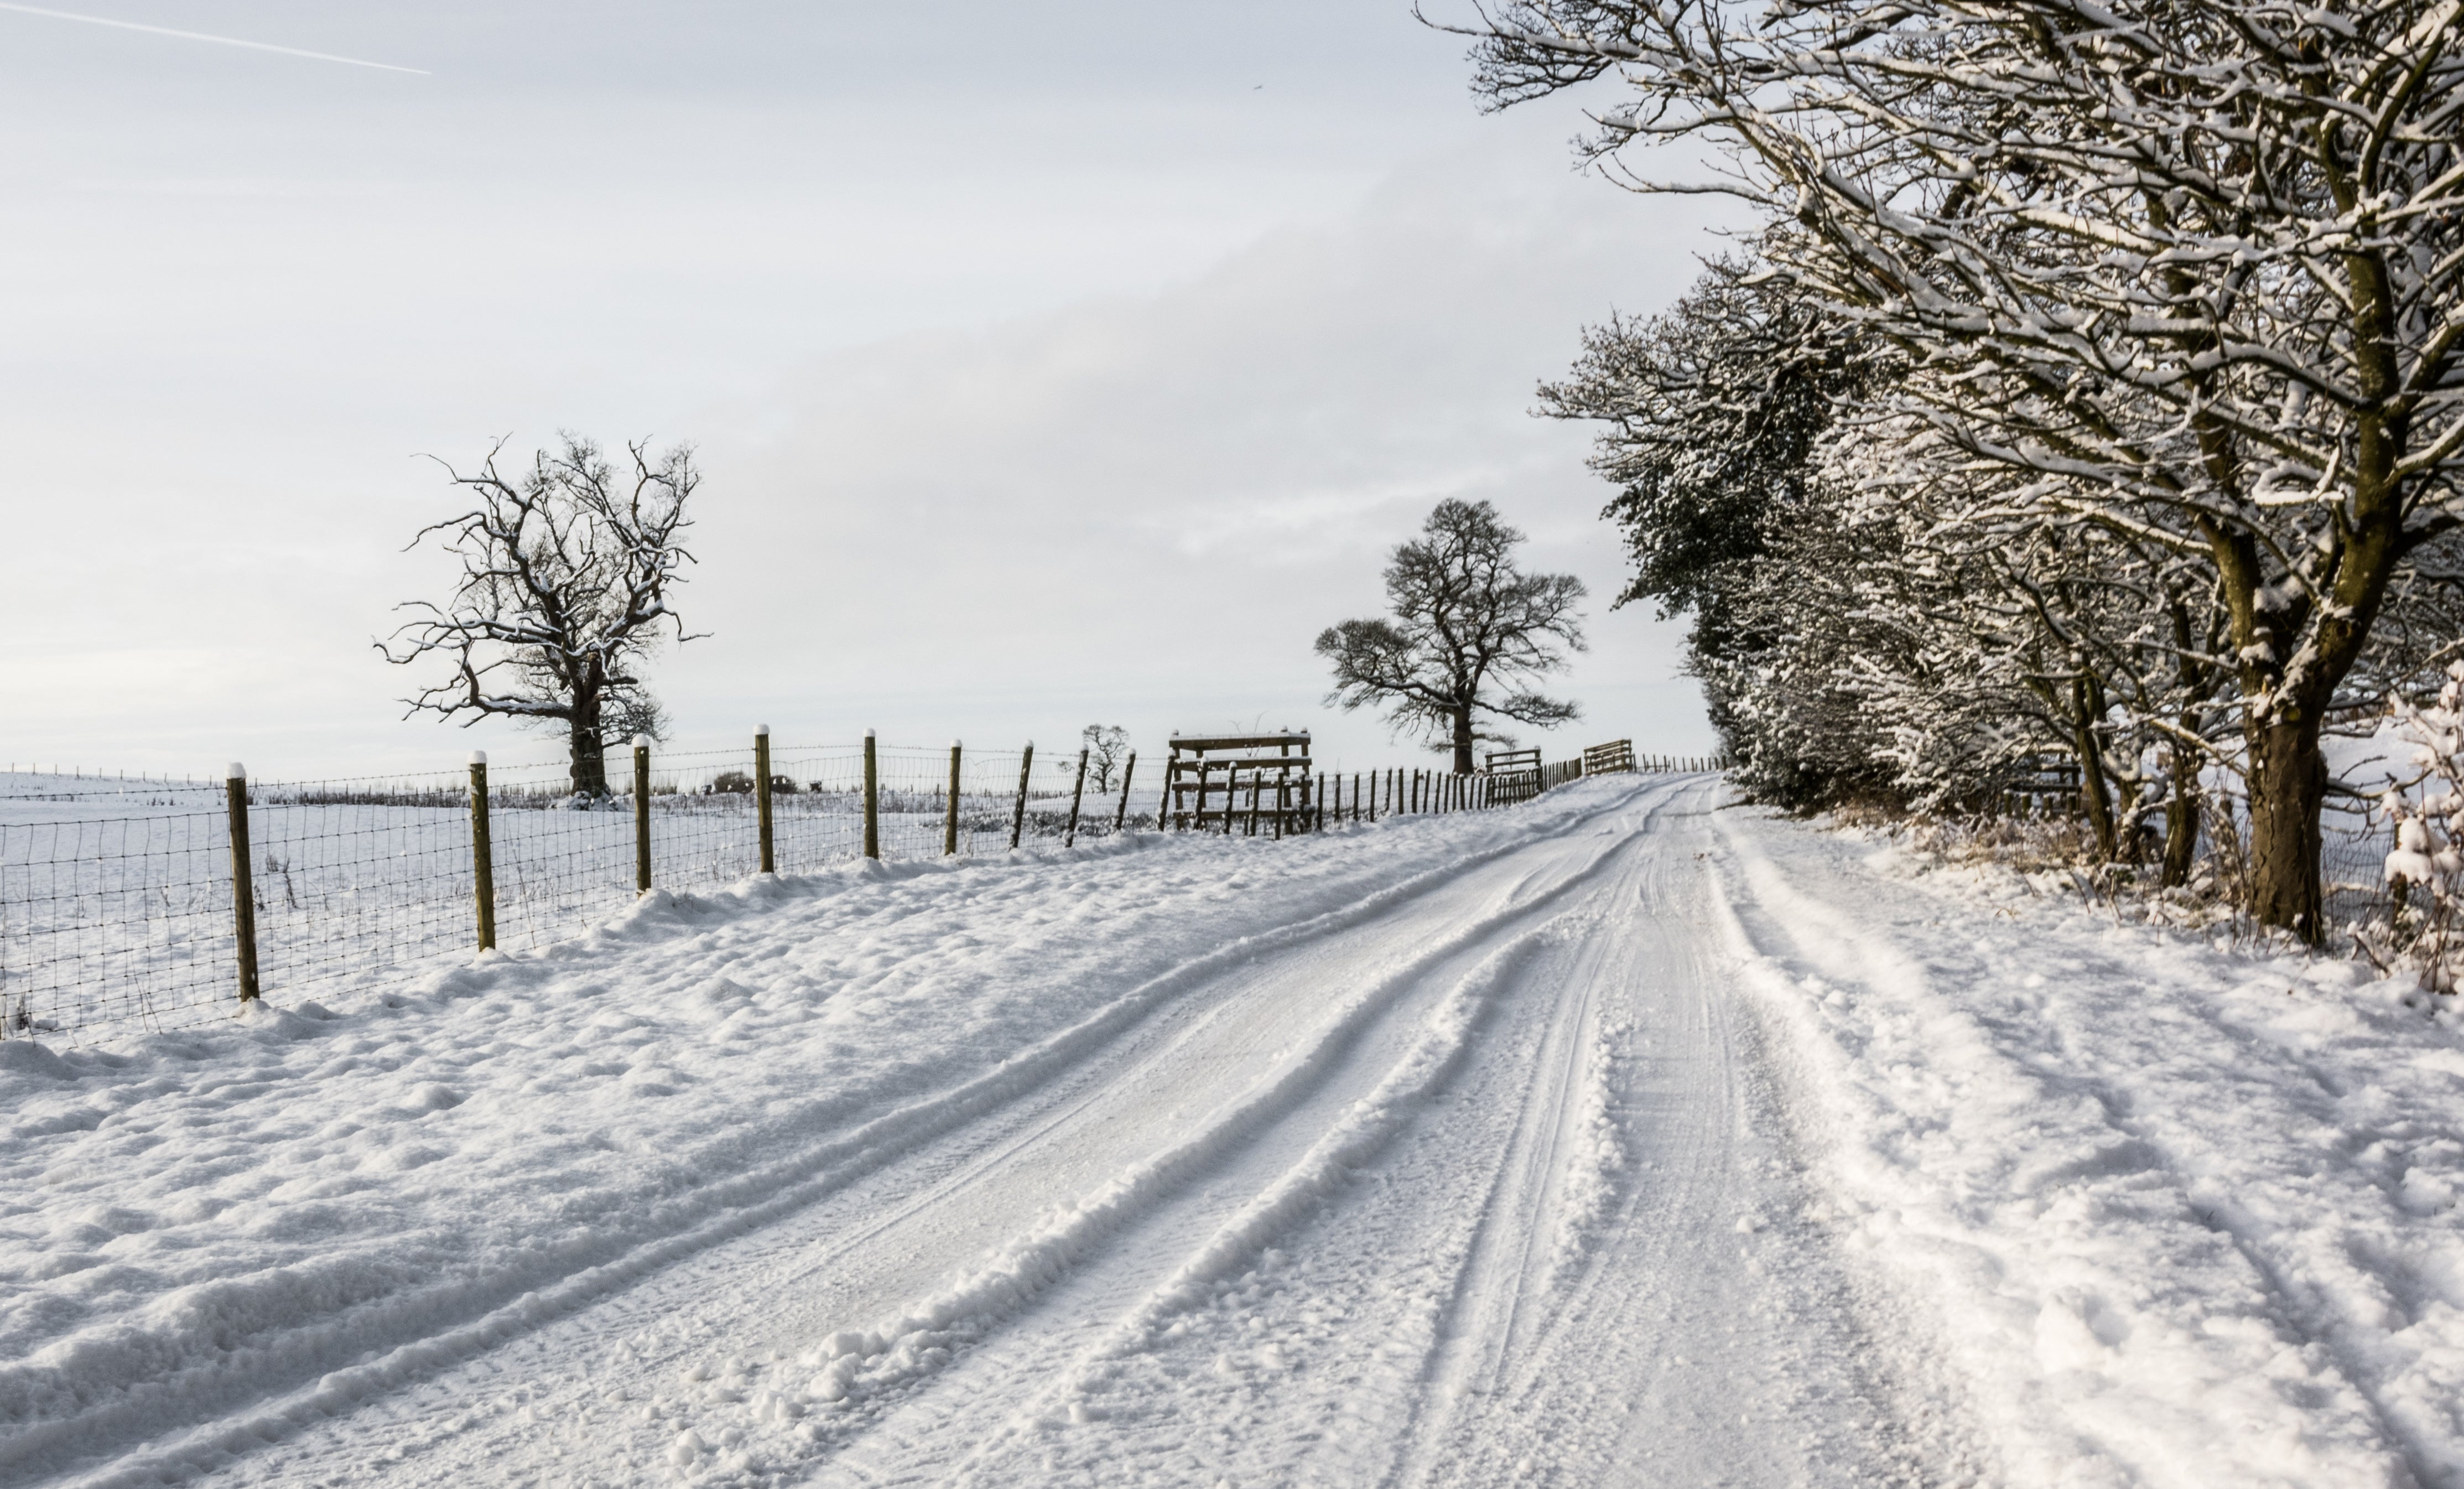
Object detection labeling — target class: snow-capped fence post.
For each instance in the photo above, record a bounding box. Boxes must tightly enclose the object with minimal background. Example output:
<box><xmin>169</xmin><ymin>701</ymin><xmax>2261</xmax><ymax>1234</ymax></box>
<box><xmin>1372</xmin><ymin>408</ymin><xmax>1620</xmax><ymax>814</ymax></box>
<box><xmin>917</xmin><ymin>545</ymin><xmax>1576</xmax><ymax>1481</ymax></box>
<box><xmin>632</xmin><ymin>736</ymin><xmax>653</xmax><ymax>893</ymax></box>
<box><xmin>862</xmin><ymin>730</ymin><xmax>880</xmax><ymax>860</ymax></box>
<box><xmin>944</xmin><ymin>741</ymin><xmax>963</xmax><ymax>856</ymax></box>
<box><xmin>754</xmin><ymin>725</ymin><xmax>774</xmax><ymax>875</ymax></box>
<box><xmin>226</xmin><ymin>762</ymin><xmax>260</xmax><ymax>1004</ymax></box>
<box><xmin>1010</xmin><ymin>742</ymin><xmax>1033</xmax><ymax>849</ymax></box>
<box><xmin>1113</xmin><ymin>751</ymin><xmax>1136</xmax><ymax>834</ymax></box>
<box><xmin>1065</xmin><ymin>746</ymin><xmax>1089</xmax><ymax>847</ymax></box>
<box><xmin>468</xmin><ymin>751</ymin><xmax>496</xmax><ymax>952</ymax></box>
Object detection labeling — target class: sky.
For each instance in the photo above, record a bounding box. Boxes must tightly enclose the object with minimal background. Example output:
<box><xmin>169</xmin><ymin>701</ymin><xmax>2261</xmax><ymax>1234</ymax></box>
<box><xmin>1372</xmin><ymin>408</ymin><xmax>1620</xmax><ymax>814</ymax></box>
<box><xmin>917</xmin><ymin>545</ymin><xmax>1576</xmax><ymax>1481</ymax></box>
<box><xmin>0</xmin><ymin>1</ymin><xmax>1740</xmax><ymax>784</ymax></box>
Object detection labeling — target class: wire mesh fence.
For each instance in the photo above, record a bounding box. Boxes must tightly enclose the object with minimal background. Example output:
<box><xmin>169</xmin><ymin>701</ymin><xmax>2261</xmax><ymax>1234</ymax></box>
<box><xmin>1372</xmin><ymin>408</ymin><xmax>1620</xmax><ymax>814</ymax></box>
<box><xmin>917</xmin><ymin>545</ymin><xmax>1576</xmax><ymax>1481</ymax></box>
<box><xmin>0</xmin><ymin>736</ymin><xmax>1655</xmax><ymax>1048</ymax></box>
<box><xmin>0</xmin><ymin>740</ymin><xmax>1185</xmax><ymax>1046</ymax></box>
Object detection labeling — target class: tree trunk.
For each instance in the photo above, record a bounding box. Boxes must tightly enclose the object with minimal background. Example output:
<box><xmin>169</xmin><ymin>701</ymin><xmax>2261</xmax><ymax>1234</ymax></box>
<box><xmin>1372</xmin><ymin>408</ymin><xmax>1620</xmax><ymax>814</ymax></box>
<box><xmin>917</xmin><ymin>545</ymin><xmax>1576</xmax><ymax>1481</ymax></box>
<box><xmin>2160</xmin><ymin>740</ymin><xmax>2200</xmax><ymax>889</ymax></box>
<box><xmin>2068</xmin><ymin>677</ymin><xmax>2119</xmax><ymax>862</ymax></box>
<box><xmin>1451</xmin><ymin>708</ymin><xmax>1475</xmax><ymax>775</ymax></box>
<box><xmin>2246</xmin><ymin>715</ymin><xmax>2326</xmax><ymax>941</ymax></box>
<box><xmin>569</xmin><ymin>689</ymin><xmax>609</xmax><ymax>797</ymax></box>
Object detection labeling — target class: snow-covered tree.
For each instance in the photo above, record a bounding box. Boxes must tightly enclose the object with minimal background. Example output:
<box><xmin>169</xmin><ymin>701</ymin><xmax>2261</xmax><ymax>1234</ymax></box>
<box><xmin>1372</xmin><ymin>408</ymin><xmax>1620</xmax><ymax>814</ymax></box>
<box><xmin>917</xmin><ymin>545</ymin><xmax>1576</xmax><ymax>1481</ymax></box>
<box><xmin>1541</xmin><ymin>261</ymin><xmax>1894</xmax><ymax>780</ymax></box>
<box><xmin>380</xmin><ymin>433</ymin><xmax>700</xmax><ymax>797</ymax></box>
<box><xmin>1455</xmin><ymin>0</ymin><xmax>2464</xmax><ymax>940</ymax></box>
<box><xmin>1317</xmin><ymin>499</ymin><xmax>1588</xmax><ymax>773</ymax></box>
<box><xmin>2385</xmin><ymin>661</ymin><xmax>2464</xmax><ymax>989</ymax></box>
<box><xmin>1546</xmin><ymin>266</ymin><xmax>2231</xmax><ymax>867</ymax></box>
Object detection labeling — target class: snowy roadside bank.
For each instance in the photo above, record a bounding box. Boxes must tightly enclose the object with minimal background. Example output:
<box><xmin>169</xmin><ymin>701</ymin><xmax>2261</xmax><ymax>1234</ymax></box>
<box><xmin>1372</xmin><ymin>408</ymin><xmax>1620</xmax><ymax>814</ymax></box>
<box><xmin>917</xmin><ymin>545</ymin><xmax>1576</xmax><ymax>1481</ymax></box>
<box><xmin>0</xmin><ymin>785</ymin><xmax>1636</xmax><ymax>1482</ymax></box>
<box><xmin>1716</xmin><ymin>806</ymin><xmax>2464</xmax><ymax>1489</ymax></box>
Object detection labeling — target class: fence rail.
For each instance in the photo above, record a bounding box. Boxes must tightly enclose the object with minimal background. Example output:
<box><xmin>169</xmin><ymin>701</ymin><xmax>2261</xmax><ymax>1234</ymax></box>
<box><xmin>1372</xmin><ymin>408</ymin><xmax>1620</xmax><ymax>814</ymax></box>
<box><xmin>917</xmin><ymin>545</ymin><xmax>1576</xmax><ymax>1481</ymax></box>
<box><xmin>1</xmin><ymin>735</ymin><xmax>1697</xmax><ymax>1046</ymax></box>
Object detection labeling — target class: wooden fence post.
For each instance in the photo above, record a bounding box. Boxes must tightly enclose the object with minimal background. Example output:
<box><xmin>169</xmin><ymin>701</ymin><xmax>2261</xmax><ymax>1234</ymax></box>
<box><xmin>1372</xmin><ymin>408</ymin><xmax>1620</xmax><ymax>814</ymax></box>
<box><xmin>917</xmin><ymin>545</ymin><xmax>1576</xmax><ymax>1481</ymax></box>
<box><xmin>862</xmin><ymin>730</ymin><xmax>880</xmax><ymax>859</ymax></box>
<box><xmin>945</xmin><ymin>740</ymin><xmax>963</xmax><ymax>856</ymax></box>
<box><xmin>469</xmin><ymin>750</ymin><xmax>496</xmax><ymax>952</ymax></box>
<box><xmin>754</xmin><ymin>725</ymin><xmax>774</xmax><ymax>875</ymax></box>
<box><xmin>1065</xmin><ymin>746</ymin><xmax>1090</xmax><ymax>847</ymax></box>
<box><xmin>1010</xmin><ymin>741</ymin><xmax>1034</xmax><ymax>849</ymax></box>
<box><xmin>633</xmin><ymin>736</ymin><xmax>653</xmax><ymax>893</ymax></box>
<box><xmin>226</xmin><ymin>762</ymin><xmax>259</xmax><ymax>1004</ymax></box>
<box><xmin>1157</xmin><ymin>755</ymin><xmax>1177</xmax><ymax>832</ymax></box>
<box><xmin>1115</xmin><ymin>751</ymin><xmax>1137</xmax><ymax>833</ymax></box>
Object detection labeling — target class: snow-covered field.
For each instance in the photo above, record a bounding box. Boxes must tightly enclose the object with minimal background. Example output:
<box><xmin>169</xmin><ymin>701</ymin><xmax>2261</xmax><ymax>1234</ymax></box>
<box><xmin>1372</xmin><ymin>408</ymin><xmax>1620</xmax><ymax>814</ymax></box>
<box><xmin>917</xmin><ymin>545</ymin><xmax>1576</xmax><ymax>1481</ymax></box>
<box><xmin>6</xmin><ymin>775</ymin><xmax>2462</xmax><ymax>1487</ymax></box>
<box><xmin>0</xmin><ymin>759</ymin><xmax>1116</xmax><ymax>1042</ymax></box>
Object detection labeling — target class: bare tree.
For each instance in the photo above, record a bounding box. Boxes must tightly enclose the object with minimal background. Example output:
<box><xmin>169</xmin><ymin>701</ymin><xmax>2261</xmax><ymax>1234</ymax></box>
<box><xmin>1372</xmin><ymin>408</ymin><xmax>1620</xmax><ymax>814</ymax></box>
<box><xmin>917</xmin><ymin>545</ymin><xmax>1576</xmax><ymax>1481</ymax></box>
<box><xmin>1317</xmin><ymin>499</ymin><xmax>1587</xmax><ymax>772</ymax></box>
<box><xmin>378</xmin><ymin>433</ymin><xmax>701</xmax><ymax>797</ymax></box>
<box><xmin>1082</xmin><ymin>724</ymin><xmax>1131</xmax><ymax>792</ymax></box>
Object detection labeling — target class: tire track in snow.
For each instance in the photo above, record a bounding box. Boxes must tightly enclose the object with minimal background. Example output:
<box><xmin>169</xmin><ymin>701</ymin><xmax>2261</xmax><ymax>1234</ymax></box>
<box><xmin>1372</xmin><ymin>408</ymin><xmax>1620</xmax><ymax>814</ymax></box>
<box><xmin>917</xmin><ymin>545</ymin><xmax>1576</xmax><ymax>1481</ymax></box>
<box><xmin>657</xmin><ymin>789</ymin><xmax>1678</xmax><ymax>1482</ymax></box>
<box><xmin>69</xmin><ymin>781</ymin><xmax>1680</xmax><ymax>1489</ymax></box>
<box><xmin>913</xmin><ymin>919</ymin><xmax>1580</xmax><ymax>1488</ymax></box>
<box><xmin>775</xmin><ymin>786</ymin><xmax>1690</xmax><ymax>1489</ymax></box>
<box><xmin>30</xmin><ymin>783</ymin><xmax>1671</xmax><ymax>1489</ymax></box>
<box><xmin>1379</xmin><ymin>896</ymin><xmax>1614</xmax><ymax>1489</ymax></box>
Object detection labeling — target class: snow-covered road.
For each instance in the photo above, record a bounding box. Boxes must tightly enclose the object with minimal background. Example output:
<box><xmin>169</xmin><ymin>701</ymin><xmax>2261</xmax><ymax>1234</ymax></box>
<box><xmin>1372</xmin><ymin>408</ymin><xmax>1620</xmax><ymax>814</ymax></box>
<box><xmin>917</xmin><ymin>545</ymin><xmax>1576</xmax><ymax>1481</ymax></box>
<box><xmin>17</xmin><ymin>774</ymin><xmax>2464</xmax><ymax>1487</ymax></box>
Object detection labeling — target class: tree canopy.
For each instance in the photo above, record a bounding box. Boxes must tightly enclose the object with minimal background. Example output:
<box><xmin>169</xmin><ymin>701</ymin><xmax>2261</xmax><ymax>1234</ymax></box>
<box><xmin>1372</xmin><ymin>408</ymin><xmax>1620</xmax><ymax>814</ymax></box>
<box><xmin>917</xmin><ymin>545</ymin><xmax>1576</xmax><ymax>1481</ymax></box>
<box><xmin>1316</xmin><ymin>499</ymin><xmax>1587</xmax><ymax>773</ymax></box>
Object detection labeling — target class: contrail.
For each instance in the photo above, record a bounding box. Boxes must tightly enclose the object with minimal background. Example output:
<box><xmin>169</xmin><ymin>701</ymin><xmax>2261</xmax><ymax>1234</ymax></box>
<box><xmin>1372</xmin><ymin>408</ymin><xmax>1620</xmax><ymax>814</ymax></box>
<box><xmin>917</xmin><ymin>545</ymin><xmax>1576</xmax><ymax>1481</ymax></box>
<box><xmin>0</xmin><ymin>2</ymin><xmax>428</xmax><ymax>73</ymax></box>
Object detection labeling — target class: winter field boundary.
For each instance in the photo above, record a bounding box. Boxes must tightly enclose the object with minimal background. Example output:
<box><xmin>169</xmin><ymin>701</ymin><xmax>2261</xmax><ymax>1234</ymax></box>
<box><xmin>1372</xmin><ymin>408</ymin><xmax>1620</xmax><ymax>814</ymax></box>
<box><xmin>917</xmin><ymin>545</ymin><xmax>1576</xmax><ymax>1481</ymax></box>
<box><xmin>0</xmin><ymin>734</ymin><xmax>1721</xmax><ymax>1046</ymax></box>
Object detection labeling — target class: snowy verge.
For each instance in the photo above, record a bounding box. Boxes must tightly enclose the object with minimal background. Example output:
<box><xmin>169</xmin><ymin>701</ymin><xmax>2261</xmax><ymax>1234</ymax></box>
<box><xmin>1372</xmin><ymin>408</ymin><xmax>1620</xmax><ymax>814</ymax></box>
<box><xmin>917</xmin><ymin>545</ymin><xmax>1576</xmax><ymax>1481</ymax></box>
<box><xmin>1714</xmin><ymin>805</ymin><xmax>2464</xmax><ymax>1489</ymax></box>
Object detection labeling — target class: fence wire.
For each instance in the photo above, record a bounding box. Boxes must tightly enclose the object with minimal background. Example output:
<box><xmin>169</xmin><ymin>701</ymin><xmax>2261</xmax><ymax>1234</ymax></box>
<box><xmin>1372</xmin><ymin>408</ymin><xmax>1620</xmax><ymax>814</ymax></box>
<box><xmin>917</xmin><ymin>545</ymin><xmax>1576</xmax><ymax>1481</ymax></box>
<box><xmin>0</xmin><ymin>741</ymin><xmax>1178</xmax><ymax>1045</ymax></box>
<box><xmin>1</xmin><ymin>741</ymin><xmax>1641</xmax><ymax>1045</ymax></box>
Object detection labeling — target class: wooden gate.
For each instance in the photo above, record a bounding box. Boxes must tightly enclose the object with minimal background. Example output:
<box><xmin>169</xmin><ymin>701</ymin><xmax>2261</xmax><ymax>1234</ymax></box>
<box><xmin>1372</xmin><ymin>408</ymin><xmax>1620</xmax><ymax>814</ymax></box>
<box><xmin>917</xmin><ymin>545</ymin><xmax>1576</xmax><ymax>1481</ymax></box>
<box><xmin>1582</xmin><ymin>739</ymin><xmax>1636</xmax><ymax>775</ymax></box>
<box><xmin>1486</xmin><ymin>747</ymin><xmax>1543</xmax><ymax>807</ymax></box>
<box><xmin>1159</xmin><ymin>733</ymin><xmax>1314</xmax><ymax>836</ymax></box>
